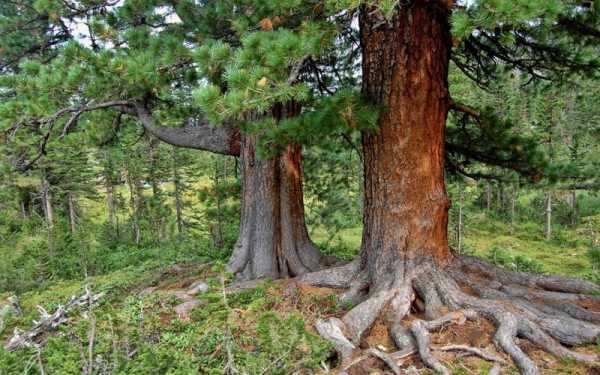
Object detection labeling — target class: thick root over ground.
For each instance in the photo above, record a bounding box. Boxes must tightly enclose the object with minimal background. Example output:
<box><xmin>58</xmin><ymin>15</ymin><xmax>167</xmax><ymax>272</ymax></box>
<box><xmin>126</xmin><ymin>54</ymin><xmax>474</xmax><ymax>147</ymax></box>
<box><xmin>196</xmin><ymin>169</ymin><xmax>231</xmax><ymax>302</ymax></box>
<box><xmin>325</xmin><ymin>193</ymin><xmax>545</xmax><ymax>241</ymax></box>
<box><xmin>301</xmin><ymin>255</ymin><xmax>600</xmax><ymax>375</ymax></box>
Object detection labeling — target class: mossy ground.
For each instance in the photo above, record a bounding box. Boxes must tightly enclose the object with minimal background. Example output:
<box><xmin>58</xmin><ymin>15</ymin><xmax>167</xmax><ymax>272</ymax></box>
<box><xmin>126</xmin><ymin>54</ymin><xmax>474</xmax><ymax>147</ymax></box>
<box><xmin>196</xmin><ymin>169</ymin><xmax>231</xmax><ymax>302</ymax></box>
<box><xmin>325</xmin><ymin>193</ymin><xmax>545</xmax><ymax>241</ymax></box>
<box><xmin>1</xmin><ymin>212</ymin><xmax>599</xmax><ymax>374</ymax></box>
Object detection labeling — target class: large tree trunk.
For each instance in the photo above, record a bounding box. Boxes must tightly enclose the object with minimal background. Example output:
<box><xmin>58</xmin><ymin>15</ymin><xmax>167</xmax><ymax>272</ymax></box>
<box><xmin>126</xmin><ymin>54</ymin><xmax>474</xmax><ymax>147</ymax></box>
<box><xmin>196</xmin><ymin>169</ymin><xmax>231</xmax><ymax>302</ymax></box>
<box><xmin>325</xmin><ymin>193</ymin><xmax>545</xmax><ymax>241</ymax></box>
<box><xmin>227</xmin><ymin>104</ymin><xmax>326</xmax><ymax>280</ymax></box>
<box><xmin>135</xmin><ymin>101</ymin><xmax>324</xmax><ymax>280</ymax></box>
<box><xmin>358</xmin><ymin>0</ymin><xmax>452</xmax><ymax>289</ymax></box>
<box><xmin>228</xmin><ymin>133</ymin><xmax>325</xmax><ymax>280</ymax></box>
<box><xmin>306</xmin><ymin>4</ymin><xmax>600</xmax><ymax>373</ymax></box>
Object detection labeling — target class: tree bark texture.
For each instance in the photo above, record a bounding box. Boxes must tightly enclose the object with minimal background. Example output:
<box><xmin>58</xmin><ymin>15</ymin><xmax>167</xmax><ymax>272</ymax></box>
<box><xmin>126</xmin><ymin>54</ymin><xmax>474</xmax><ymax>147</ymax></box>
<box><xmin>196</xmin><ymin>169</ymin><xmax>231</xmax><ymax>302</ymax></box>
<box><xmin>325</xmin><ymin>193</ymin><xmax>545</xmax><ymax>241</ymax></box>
<box><xmin>135</xmin><ymin>101</ymin><xmax>324</xmax><ymax>279</ymax></box>
<box><xmin>303</xmin><ymin>4</ymin><xmax>600</xmax><ymax>374</ymax></box>
<box><xmin>227</xmin><ymin>105</ymin><xmax>324</xmax><ymax>280</ymax></box>
<box><xmin>570</xmin><ymin>190</ymin><xmax>578</xmax><ymax>227</ymax></box>
<box><xmin>359</xmin><ymin>0</ymin><xmax>452</xmax><ymax>289</ymax></box>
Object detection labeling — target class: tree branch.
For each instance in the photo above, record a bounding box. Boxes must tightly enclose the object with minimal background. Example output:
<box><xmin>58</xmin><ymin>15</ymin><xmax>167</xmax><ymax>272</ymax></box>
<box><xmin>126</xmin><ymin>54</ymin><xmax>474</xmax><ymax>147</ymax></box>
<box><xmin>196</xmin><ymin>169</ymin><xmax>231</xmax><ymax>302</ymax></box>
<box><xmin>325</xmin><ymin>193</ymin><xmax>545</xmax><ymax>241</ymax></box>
<box><xmin>445</xmin><ymin>158</ymin><xmax>506</xmax><ymax>181</ymax></box>
<box><xmin>449</xmin><ymin>99</ymin><xmax>480</xmax><ymax>120</ymax></box>
<box><xmin>133</xmin><ymin>102</ymin><xmax>240</xmax><ymax>156</ymax></box>
<box><xmin>9</xmin><ymin>99</ymin><xmax>241</xmax><ymax>171</ymax></box>
<box><xmin>446</xmin><ymin>142</ymin><xmax>541</xmax><ymax>180</ymax></box>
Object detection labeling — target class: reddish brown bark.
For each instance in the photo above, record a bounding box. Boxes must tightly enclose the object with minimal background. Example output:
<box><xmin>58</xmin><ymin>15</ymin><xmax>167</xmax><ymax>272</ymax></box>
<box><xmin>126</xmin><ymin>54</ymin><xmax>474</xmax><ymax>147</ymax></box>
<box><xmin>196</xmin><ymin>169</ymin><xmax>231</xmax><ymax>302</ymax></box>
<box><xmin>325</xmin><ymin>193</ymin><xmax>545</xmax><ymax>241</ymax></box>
<box><xmin>308</xmin><ymin>6</ymin><xmax>600</xmax><ymax>370</ymax></box>
<box><xmin>228</xmin><ymin>105</ymin><xmax>325</xmax><ymax>280</ymax></box>
<box><xmin>359</xmin><ymin>0</ymin><xmax>453</xmax><ymax>287</ymax></box>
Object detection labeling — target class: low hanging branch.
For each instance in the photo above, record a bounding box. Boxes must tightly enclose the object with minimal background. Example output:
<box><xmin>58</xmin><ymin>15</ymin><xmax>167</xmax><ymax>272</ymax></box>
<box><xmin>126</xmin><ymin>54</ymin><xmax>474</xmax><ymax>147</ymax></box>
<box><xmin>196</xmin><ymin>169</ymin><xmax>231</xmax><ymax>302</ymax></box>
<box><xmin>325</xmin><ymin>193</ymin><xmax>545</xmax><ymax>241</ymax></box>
<box><xmin>6</xmin><ymin>98</ymin><xmax>243</xmax><ymax>172</ymax></box>
<box><xmin>446</xmin><ymin>142</ymin><xmax>542</xmax><ymax>181</ymax></box>
<box><xmin>133</xmin><ymin>101</ymin><xmax>241</xmax><ymax>156</ymax></box>
<box><xmin>7</xmin><ymin>100</ymin><xmax>130</xmax><ymax>171</ymax></box>
<box><xmin>4</xmin><ymin>288</ymin><xmax>104</xmax><ymax>352</ymax></box>
<box><xmin>445</xmin><ymin>158</ymin><xmax>506</xmax><ymax>181</ymax></box>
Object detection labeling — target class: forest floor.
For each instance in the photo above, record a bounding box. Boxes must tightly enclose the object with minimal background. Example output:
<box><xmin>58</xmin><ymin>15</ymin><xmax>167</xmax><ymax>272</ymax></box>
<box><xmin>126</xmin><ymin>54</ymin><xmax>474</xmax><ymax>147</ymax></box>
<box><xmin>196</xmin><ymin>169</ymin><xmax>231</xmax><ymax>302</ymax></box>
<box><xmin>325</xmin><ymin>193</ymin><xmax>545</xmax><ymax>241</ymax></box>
<box><xmin>1</xmin><ymin>215</ymin><xmax>599</xmax><ymax>374</ymax></box>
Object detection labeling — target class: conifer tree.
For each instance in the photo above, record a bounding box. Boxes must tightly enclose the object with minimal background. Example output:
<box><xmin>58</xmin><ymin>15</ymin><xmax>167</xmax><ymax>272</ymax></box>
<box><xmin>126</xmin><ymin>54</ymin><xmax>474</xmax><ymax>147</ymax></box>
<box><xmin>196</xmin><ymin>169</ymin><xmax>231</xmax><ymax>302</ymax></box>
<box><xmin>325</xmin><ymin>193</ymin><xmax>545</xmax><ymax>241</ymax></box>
<box><xmin>298</xmin><ymin>2</ymin><xmax>600</xmax><ymax>373</ymax></box>
<box><xmin>2</xmin><ymin>1</ymin><xmax>600</xmax><ymax>373</ymax></box>
<box><xmin>1</xmin><ymin>0</ymin><xmax>336</xmax><ymax>280</ymax></box>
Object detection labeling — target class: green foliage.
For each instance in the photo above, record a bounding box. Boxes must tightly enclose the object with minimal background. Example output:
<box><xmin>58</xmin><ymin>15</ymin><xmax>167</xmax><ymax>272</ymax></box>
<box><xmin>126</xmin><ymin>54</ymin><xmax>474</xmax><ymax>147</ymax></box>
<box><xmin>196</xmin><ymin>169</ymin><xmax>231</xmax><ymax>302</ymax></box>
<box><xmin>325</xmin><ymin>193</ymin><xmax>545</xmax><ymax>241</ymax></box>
<box><xmin>0</xmin><ymin>268</ymin><xmax>331</xmax><ymax>375</ymax></box>
<box><xmin>587</xmin><ymin>244</ymin><xmax>600</xmax><ymax>271</ymax></box>
<box><xmin>251</xmin><ymin>89</ymin><xmax>378</xmax><ymax>158</ymax></box>
<box><xmin>485</xmin><ymin>245</ymin><xmax>546</xmax><ymax>274</ymax></box>
<box><xmin>585</xmin><ymin>215</ymin><xmax>600</xmax><ymax>280</ymax></box>
<box><xmin>196</xmin><ymin>156</ymin><xmax>240</xmax><ymax>253</ymax></box>
<box><xmin>0</xmin><ymin>2</ymin><xmax>599</xmax><ymax>373</ymax></box>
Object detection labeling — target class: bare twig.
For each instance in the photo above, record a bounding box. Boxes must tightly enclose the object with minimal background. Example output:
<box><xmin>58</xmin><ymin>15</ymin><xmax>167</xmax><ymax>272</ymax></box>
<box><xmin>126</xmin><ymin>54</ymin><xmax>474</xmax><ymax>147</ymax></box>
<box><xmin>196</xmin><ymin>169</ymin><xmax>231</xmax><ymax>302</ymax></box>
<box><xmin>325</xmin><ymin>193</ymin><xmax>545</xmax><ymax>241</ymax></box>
<box><xmin>221</xmin><ymin>274</ymin><xmax>238</xmax><ymax>375</ymax></box>
<box><xmin>36</xmin><ymin>348</ymin><xmax>46</xmax><ymax>375</ymax></box>
<box><xmin>86</xmin><ymin>286</ymin><xmax>97</xmax><ymax>375</ymax></box>
<box><xmin>365</xmin><ymin>348</ymin><xmax>401</xmax><ymax>375</ymax></box>
<box><xmin>286</xmin><ymin>55</ymin><xmax>311</xmax><ymax>85</ymax></box>
<box><xmin>13</xmin><ymin>100</ymin><xmax>131</xmax><ymax>171</ymax></box>
<box><xmin>4</xmin><ymin>289</ymin><xmax>104</xmax><ymax>352</ymax></box>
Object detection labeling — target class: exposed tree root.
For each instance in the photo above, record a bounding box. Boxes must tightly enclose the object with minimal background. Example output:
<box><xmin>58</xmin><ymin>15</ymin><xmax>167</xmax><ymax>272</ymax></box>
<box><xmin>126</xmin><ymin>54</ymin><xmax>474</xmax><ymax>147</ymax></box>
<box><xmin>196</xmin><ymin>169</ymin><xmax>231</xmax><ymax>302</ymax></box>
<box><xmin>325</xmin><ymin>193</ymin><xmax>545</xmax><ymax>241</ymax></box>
<box><xmin>411</xmin><ymin>310</ymin><xmax>479</xmax><ymax>375</ymax></box>
<box><xmin>304</xmin><ymin>255</ymin><xmax>600</xmax><ymax>374</ymax></box>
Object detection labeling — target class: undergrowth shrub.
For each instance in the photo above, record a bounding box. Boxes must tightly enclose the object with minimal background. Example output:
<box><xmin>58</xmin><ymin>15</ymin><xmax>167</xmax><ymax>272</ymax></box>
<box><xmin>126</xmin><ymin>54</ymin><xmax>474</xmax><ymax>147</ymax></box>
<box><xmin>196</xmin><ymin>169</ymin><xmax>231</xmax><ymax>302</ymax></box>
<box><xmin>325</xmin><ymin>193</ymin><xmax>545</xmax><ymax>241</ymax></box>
<box><xmin>0</xmin><ymin>274</ymin><xmax>331</xmax><ymax>375</ymax></box>
<box><xmin>316</xmin><ymin>240</ymin><xmax>357</xmax><ymax>261</ymax></box>
<box><xmin>486</xmin><ymin>245</ymin><xmax>545</xmax><ymax>274</ymax></box>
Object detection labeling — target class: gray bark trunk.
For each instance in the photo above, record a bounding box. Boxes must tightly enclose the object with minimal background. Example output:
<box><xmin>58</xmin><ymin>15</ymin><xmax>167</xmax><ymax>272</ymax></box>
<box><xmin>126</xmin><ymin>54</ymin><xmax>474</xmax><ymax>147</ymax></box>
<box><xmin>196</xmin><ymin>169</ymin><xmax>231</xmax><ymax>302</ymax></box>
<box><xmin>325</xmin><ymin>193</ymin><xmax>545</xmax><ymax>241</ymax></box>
<box><xmin>41</xmin><ymin>178</ymin><xmax>54</xmax><ymax>231</ymax></box>
<box><xmin>40</xmin><ymin>175</ymin><xmax>55</xmax><ymax>253</ymax></box>
<box><xmin>105</xmin><ymin>179</ymin><xmax>117</xmax><ymax>231</ymax></box>
<box><xmin>227</xmin><ymin>132</ymin><xmax>324</xmax><ymax>280</ymax></box>
<box><xmin>125</xmin><ymin>169</ymin><xmax>141</xmax><ymax>245</ymax></box>
<box><xmin>211</xmin><ymin>158</ymin><xmax>225</xmax><ymax>248</ymax></box>
<box><xmin>544</xmin><ymin>191</ymin><xmax>552</xmax><ymax>241</ymax></box>
<box><xmin>510</xmin><ymin>184</ymin><xmax>517</xmax><ymax>235</ymax></box>
<box><xmin>486</xmin><ymin>183</ymin><xmax>492</xmax><ymax>212</ymax></box>
<box><xmin>172</xmin><ymin>147</ymin><xmax>184</xmax><ymax>235</ymax></box>
<box><xmin>19</xmin><ymin>200</ymin><xmax>28</xmax><ymax>219</ymax></box>
<box><xmin>67</xmin><ymin>191</ymin><xmax>77</xmax><ymax>233</ymax></box>
<box><xmin>148</xmin><ymin>138</ymin><xmax>161</xmax><ymax>196</ymax></box>
<box><xmin>570</xmin><ymin>190</ymin><xmax>578</xmax><ymax>227</ymax></box>
<box><xmin>497</xmin><ymin>182</ymin><xmax>503</xmax><ymax>212</ymax></box>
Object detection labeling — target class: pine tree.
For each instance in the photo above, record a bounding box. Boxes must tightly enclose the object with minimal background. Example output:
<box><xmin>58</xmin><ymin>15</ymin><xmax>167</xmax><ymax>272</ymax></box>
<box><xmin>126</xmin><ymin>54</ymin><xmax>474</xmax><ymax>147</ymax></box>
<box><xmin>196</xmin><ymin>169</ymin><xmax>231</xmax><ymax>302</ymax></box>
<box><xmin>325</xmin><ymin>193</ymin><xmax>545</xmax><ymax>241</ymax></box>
<box><xmin>299</xmin><ymin>2</ymin><xmax>600</xmax><ymax>374</ymax></box>
<box><xmin>0</xmin><ymin>0</ymin><xmax>340</xmax><ymax>280</ymax></box>
<box><xmin>2</xmin><ymin>1</ymin><xmax>600</xmax><ymax>373</ymax></box>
